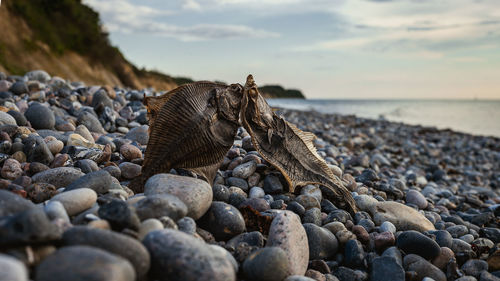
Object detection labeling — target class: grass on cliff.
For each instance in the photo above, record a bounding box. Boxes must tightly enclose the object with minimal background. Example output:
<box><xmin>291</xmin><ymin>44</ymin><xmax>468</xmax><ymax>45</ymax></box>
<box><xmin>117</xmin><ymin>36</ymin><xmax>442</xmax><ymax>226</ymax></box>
<box><xmin>8</xmin><ymin>0</ymin><xmax>118</xmax><ymax>62</ymax></box>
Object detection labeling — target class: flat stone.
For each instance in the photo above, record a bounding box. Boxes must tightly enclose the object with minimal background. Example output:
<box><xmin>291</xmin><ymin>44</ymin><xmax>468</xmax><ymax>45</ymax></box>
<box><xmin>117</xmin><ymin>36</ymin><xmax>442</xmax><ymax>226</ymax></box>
<box><xmin>232</xmin><ymin>160</ymin><xmax>257</xmax><ymax>179</ymax></box>
<box><xmin>243</xmin><ymin>247</ymin><xmax>291</xmax><ymax>281</ymax></box>
<box><xmin>62</xmin><ymin>226</ymin><xmax>150</xmax><ymax>278</ymax></box>
<box><xmin>32</xmin><ymin>167</ymin><xmax>85</xmax><ymax>188</ymax></box>
<box><xmin>0</xmin><ymin>254</ymin><xmax>28</xmax><ymax>281</ymax></box>
<box><xmin>145</xmin><ymin>174</ymin><xmax>212</xmax><ymax>219</ymax></box>
<box><xmin>355</xmin><ymin>195</ymin><xmax>435</xmax><ymax>232</ymax></box>
<box><xmin>50</xmin><ymin>188</ymin><xmax>97</xmax><ymax>216</ymax></box>
<box><xmin>266</xmin><ymin>210</ymin><xmax>309</xmax><ymax>276</ymax></box>
<box><xmin>35</xmin><ymin>246</ymin><xmax>135</xmax><ymax>281</ymax></box>
<box><xmin>143</xmin><ymin>229</ymin><xmax>236</xmax><ymax>281</ymax></box>
<box><xmin>65</xmin><ymin>170</ymin><xmax>115</xmax><ymax>194</ymax></box>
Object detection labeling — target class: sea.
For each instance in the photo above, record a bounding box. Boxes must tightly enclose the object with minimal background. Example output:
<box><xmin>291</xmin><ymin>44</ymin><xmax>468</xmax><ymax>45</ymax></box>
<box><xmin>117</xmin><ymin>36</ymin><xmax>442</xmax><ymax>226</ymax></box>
<box><xmin>266</xmin><ymin>99</ymin><xmax>500</xmax><ymax>138</ymax></box>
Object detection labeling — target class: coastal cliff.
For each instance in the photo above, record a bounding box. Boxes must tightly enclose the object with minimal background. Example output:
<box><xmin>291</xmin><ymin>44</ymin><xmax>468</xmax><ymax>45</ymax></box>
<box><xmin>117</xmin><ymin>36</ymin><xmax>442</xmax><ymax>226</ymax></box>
<box><xmin>0</xmin><ymin>0</ymin><xmax>304</xmax><ymax>98</ymax></box>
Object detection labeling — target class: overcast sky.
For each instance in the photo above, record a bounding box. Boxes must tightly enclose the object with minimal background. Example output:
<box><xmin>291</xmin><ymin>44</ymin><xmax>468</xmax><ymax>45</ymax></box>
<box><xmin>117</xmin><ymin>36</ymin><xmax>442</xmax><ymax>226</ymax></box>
<box><xmin>83</xmin><ymin>0</ymin><xmax>500</xmax><ymax>99</ymax></box>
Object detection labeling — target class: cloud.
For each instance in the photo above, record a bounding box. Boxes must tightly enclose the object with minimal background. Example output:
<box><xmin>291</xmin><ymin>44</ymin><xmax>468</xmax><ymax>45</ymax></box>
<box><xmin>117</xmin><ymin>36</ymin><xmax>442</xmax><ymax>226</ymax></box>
<box><xmin>182</xmin><ymin>0</ymin><xmax>202</xmax><ymax>11</ymax></box>
<box><xmin>83</xmin><ymin>0</ymin><xmax>278</xmax><ymax>41</ymax></box>
<box><xmin>292</xmin><ymin>0</ymin><xmax>500</xmax><ymax>56</ymax></box>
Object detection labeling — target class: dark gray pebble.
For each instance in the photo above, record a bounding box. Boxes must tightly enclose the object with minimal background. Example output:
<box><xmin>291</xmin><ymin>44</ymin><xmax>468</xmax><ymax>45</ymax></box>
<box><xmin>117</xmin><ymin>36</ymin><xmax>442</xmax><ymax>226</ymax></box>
<box><xmin>303</xmin><ymin>223</ymin><xmax>338</xmax><ymax>260</ymax></box>
<box><xmin>134</xmin><ymin>194</ymin><xmax>188</xmax><ymax>221</ymax></box>
<box><xmin>371</xmin><ymin>256</ymin><xmax>405</xmax><ymax>281</ymax></box>
<box><xmin>0</xmin><ymin>189</ymin><xmax>35</xmax><ymax>217</ymax></box>
<box><xmin>198</xmin><ymin>201</ymin><xmax>245</xmax><ymax>241</ymax></box>
<box><xmin>263</xmin><ymin>174</ymin><xmax>284</xmax><ymax>194</ymax></box>
<box><xmin>98</xmin><ymin>200</ymin><xmax>140</xmax><ymax>231</ymax></box>
<box><xmin>65</xmin><ymin>170</ymin><xmax>115</xmax><ymax>194</ymax></box>
<box><xmin>396</xmin><ymin>230</ymin><xmax>441</xmax><ymax>260</ymax></box>
<box><xmin>62</xmin><ymin>226</ymin><xmax>150</xmax><ymax>277</ymax></box>
<box><xmin>243</xmin><ymin>247</ymin><xmax>290</xmax><ymax>281</ymax></box>
<box><xmin>35</xmin><ymin>246</ymin><xmax>135</xmax><ymax>281</ymax></box>
<box><xmin>143</xmin><ymin>229</ymin><xmax>236</xmax><ymax>281</ymax></box>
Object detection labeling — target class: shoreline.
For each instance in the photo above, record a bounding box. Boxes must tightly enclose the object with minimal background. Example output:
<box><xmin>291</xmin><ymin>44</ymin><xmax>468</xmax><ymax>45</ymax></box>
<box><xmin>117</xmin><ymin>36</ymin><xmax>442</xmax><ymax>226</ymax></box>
<box><xmin>268</xmin><ymin>98</ymin><xmax>500</xmax><ymax>139</ymax></box>
<box><xmin>0</xmin><ymin>70</ymin><xmax>499</xmax><ymax>281</ymax></box>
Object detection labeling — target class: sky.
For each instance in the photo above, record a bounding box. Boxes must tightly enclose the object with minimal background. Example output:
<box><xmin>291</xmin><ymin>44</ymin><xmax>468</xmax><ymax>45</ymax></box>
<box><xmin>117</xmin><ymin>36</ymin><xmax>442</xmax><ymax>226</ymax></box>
<box><xmin>83</xmin><ymin>0</ymin><xmax>500</xmax><ymax>99</ymax></box>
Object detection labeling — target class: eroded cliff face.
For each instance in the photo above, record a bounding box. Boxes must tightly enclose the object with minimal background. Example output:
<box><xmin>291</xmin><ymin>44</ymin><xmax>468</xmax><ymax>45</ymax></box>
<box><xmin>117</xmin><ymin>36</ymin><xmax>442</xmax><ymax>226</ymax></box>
<box><xmin>0</xmin><ymin>3</ymin><xmax>177</xmax><ymax>91</ymax></box>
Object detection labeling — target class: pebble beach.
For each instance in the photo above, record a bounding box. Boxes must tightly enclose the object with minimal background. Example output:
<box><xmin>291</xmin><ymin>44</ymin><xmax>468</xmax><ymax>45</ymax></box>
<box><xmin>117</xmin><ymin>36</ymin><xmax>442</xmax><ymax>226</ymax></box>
<box><xmin>0</xmin><ymin>70</ymin><xmax>499</xmax><ymax>281</ymax></box>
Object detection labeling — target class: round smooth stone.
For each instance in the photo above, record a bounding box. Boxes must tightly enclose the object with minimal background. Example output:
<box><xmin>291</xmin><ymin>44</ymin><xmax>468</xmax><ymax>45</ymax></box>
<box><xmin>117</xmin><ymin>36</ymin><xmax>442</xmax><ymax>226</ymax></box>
<box><xmin>35</xmin><ymin>246</ymin><xmax>135</xmax><ymax>281</ymax></box>
<box><xmin>243</xmin><ymin>247</ymin><xmax>291</xmax><ymax>281</ymax></box>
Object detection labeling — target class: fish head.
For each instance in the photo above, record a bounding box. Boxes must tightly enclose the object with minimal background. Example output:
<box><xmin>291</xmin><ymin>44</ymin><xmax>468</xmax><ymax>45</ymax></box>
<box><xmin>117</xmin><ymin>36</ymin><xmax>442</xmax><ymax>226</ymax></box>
<box><xmin>242</xmin><ymin>74</ymin><xmax>273</xmax><ymax>128</ymax></box>
<box><xmin>215</xmin><ymin>83</ymin><xmax>244</xmax><ymax>124</ymax></box>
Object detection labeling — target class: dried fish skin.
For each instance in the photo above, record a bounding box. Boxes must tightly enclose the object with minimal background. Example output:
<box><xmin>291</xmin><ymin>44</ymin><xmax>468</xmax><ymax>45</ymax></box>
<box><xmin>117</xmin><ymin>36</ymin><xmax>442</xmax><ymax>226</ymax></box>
<box><xmin>136</xmin><ymin>82</ymin><xmax>243</xmax><ymax>191</ymax></box>
<box><xmin>240</xmin><ymin>75</ymin><xmax>357</xmax><ymax>214</ymax></box>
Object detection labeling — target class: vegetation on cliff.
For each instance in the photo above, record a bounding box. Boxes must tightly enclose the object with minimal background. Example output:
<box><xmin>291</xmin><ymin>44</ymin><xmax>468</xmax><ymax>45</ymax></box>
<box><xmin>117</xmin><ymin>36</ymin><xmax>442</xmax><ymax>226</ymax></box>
<box><xmin>0</xmin><ymin>0</ymin><xmax>304</xmax><ymax>97</ymax></box>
